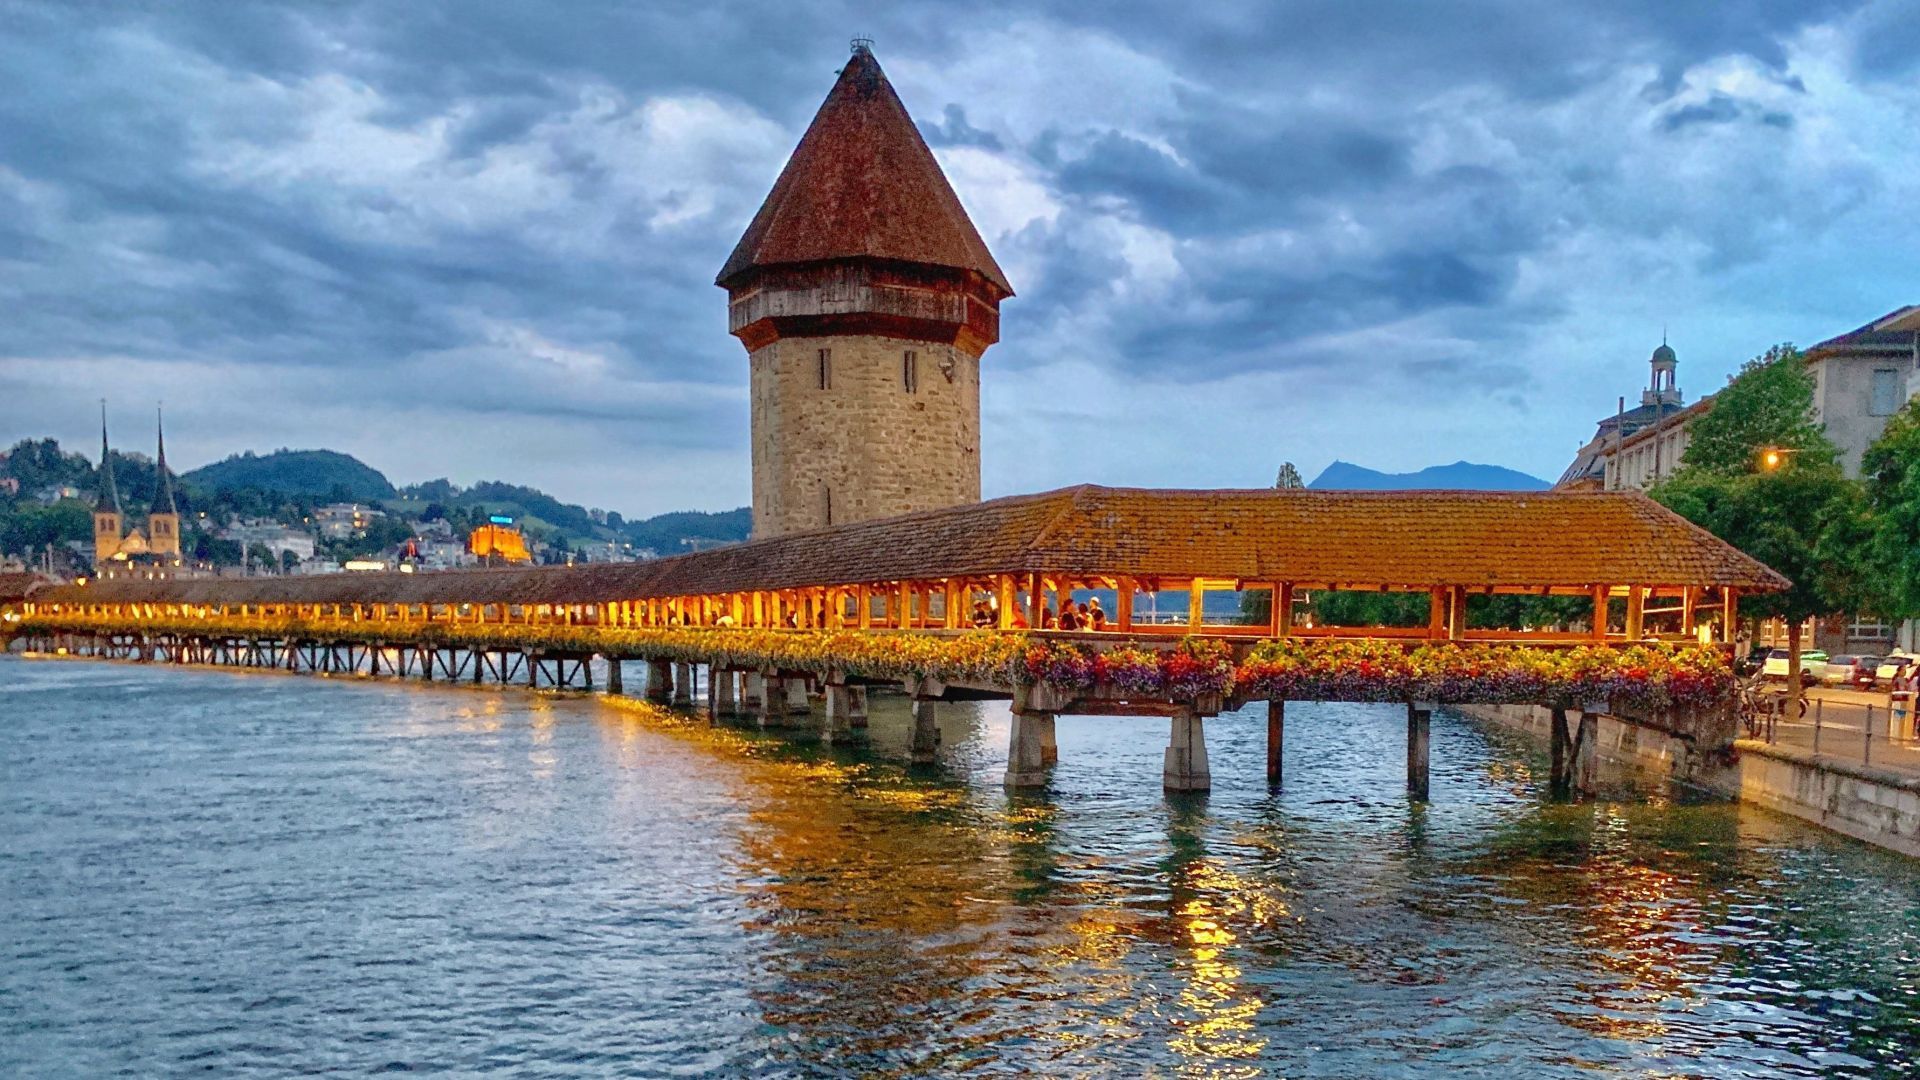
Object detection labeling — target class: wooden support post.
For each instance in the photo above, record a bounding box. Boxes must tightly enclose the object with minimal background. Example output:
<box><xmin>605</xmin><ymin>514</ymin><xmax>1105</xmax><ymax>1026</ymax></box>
<box><xmin>1272</xmin><ymin>583</ymin><xmax>1292</xmax><ymax>638</ymax></box>
<box><xmin>909</xmin><ymin>697</ymin><xmax>940</xmax><ymax>763</ymax></box>
<box><xmin>1266</xmin><ymin>699</ymin><xmax>1285</xmax><ymax>785</ymax></box>
<box><xmin>673</xmin><ymin>662</ymin><xmax>694</xmax><ymax>706</ymax></box>
<box><xmin>1681</xmin><ymin>587</ymin><xmax>1698</xmax><ymax>639</ymax></box>
<box><xmin>1004</xmin><ymin>709</ymin><xmax>1053</xmax><ymax>786</ymax></box>
<box><xmin>998</xmin><ymin>575</ymin><xmax>1017</xmax><ymax>630</ymax></box>
<box><xmin>605</xmin><ymin>657</ymin><xmax>623</xmax><ymax>696</ymax></box>
<box><xmin>857</xmin><ymin>586</ymin><xmax>871</xmax><ymax>630</ymax></box>
<box><xmin>1723</xmin><ymin>588</ymin><xmax>1739</xmax><ymax>645</ymax></box>
<box><xmin>1447</xmin><ymin>587</ymin><xmax>1466</xmax><ymax>640</ymax></box>
<box><xmin>1428</xmin><ymin>587</ymin><xmax>1447</xmax><ymax>641</ymax></box>
<box><xmin>1591</xmin><ymin>585</ymin><xmax>1609</xmax><ymax>641</ymax></box>
<box><xmin>1164</xmin><ymin>707</ymin><xmax>1211</xmax><ymax>792</ymax></box>
<box><xmin>1027</xmin><ymin>573</ymin><xmax>1043</xmax><ymax>628</ymax></box>
<box><xmin>646</xmin><ymin>659</ymin><xmax>672</xmax><ymax>703</ymax></box>
<box><xmin>785</xmin><ymin>675</ymin><xmax>811</xmax><ymax>716</ymax></box>
<box><xmin>1574</xmin><ymin>711</ymin><xmax>1599</xmax><ymax>796</ymax></box>
<box><xmin>710</xmin><ymin>669</ymin><xmax>735</xmax><ymax>719</ymax></box>
<box><xmin>1549</xmin><ymin>706</ymin><xmax>1572</xmax><ymax>797</ymax></box>
<box><xmin>1406</xmin><ymin>702</ymin><xmax>1431</xmax><ymax>802</ymax></box>
<box><xmin>1187</xmin><ymin>580</ymin><xmax>1205</xmax><ymax>630</ymax></box>
<box><xmin>824</xmin><ymin>683</ymin><xmax>855</xmax><ymax>742</ymax></box>
<box><xmin>1625</xmin><ymin>586</ymin><xmax>1645</xmax><ymax>641</ymax></box>
<box><xmin>1118</xmin><ymin>577</ymin><xmax>1135</xmax><ymax>632</ymax></box>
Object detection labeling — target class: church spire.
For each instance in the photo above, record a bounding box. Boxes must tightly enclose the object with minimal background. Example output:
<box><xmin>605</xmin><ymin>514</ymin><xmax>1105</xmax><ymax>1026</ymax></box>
<box><xmin>154</xmin><ymin>404</ymin><xmax>177</xmax><ymax>516</ymax></box>
<box><xmin>95</xmin><ymin>399</ymin><xmax>120</xmax><ymax>515</ymax></box>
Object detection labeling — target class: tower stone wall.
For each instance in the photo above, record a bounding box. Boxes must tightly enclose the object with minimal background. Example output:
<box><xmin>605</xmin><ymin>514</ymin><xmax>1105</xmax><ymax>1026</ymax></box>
<box><xmin>749</xmin><ymin>334</ymin><xmax>980</xmax><ymax>537</ymax></box>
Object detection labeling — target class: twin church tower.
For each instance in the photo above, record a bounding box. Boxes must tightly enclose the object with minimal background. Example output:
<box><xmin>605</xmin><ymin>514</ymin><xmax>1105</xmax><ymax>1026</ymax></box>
<box><xmin>719</xmin><ymin>42</ymin><xmax>1012</xmax><ymax>539</ymax></box>
<box><xmin>92</xmin><ymin>405</ymin><xmax>182</xmax><ymax>570</ymax></box>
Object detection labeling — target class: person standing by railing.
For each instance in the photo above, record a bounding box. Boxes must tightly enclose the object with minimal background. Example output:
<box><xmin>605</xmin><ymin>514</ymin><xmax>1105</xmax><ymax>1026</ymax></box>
<box><xmin>1891</xmin><ymin>667</ymin><xmax>1915</xmax><ymax>741</ymax></box>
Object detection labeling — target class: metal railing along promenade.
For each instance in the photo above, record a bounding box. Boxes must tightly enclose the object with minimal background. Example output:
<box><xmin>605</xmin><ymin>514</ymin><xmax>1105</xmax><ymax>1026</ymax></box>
<box><xmin>1746</xmin><ymin>689</ymin><xmax>1920</xmax><ymax>777</ymax></box>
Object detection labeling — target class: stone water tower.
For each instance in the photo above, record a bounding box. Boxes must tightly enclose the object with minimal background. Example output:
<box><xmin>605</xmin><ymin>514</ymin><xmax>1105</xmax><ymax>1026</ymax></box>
<box><xmin>717</xmin><ymin>41</ymin><xmax>1013</xmax><ymax>539</ymax></box>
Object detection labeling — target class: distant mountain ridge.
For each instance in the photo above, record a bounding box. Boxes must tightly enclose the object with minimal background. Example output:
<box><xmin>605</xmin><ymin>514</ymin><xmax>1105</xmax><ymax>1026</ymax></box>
<box><xmin>1309</xmin><ymin>460</ymin><xmax>1549</xmax><ymax>491</ymax></box>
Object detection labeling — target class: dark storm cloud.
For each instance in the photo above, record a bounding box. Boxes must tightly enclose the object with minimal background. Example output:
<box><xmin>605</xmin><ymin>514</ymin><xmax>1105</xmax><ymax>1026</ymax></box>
<box><xmin>0</xmin><ymin>0</ymin><xmax>1910</xmax><ymax>509</ymax></box>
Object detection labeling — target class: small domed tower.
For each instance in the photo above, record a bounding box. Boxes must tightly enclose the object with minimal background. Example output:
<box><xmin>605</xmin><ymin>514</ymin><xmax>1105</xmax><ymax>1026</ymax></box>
<box><xmin>92</xmin><ymin>402</ymin><xmax>124</xmax><ymax>569</ymax></box>
<box><xmin>147</xmin><ymin>406</ymin><xmax>181</xmax><ymax>562</ymax></box>
<box><xmin>1643</xmin><ymin>338</ymin><xmax>1681</xmax><ymax>408</ymax></box>
<box><xmin>718</xmin><ymin>41</ymin><xmax>1013</xmax><ymax>539</ymax></box>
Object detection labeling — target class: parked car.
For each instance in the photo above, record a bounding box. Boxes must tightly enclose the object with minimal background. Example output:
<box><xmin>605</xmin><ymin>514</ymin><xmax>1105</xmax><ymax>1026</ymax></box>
<box><xmin>1824</xmin><ymin>655</ymin><xmax>1881</xmax><ymax>689</ymax></box>
<box><xmin>1738</xmin><ymin>646</ymin><xmax>1772</xmax><ymax>677</ymax></box>
<box><xmin>1760</xmin><ymin>648</ymin><xmax>1823</xmax><ymax>686</ymax></box>
<box><xmin>1875</xmin><ymin>654</ymin><xmax>1915</xmax><ymax>690</ymax></box>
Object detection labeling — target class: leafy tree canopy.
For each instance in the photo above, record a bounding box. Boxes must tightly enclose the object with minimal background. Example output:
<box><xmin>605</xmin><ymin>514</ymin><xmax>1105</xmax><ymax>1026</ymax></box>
<box><xmin>1679</xmin><ymin>344</ymin><xmax>1837</xmax><ymax>475</ymax></box>
<box><xmin>1862</xmin><ymin>399</ymin><xmax>1920</xmax><ymax>620</ymax></box>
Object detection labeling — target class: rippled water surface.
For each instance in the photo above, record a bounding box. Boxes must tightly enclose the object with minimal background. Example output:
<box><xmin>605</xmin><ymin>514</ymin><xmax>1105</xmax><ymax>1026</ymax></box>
<box><xmin>4</xmin><ymin>656</ymin><xmax>1920</xmax><ymax>1077</ymax></box>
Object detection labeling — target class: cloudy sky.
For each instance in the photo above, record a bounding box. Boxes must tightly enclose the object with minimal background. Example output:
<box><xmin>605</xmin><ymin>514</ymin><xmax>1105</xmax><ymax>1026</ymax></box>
<box><xmin>2</xmin><ymin>2</ymin><xmax>1916</xmax><ymax>517</ymax></box>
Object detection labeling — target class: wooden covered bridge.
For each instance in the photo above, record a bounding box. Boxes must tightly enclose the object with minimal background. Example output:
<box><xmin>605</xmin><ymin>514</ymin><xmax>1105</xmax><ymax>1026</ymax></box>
<box><xmin>7</xmin><ymin>485</ymin><xmax>1785</xmax><ymax>794</ymax></box>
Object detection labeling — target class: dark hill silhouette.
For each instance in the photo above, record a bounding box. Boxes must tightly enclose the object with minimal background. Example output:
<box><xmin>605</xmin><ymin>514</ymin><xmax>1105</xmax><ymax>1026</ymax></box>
<box><xmin>182</xmin><ymin>449</ymin><xmax>396</xmax><ymax>501</ymax></box>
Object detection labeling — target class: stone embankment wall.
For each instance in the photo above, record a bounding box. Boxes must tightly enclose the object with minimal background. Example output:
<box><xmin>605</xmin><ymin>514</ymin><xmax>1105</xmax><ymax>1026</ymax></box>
<box><xmin>1725</xmin><ymin>741</ymin><xmax>1920</xmax><ymax>859</ymax></box>
<box><xmin>1462</xmin><ymin>703</ymin><xmax>1920</xmax><ymax>860</ymax></box>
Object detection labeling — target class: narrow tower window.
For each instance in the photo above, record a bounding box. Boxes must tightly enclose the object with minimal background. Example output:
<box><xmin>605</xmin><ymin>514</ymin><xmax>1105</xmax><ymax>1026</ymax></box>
<box><xmin>903</xmin><ymin>350</ymin><xmax>918</xmax><ymax>393</ymax></box>
<box><xmin>817</xmin><ymin>348</ymin><xmax>832</xmax><ymax>390</ymax></box>
<box><xmin>823</xmin><ymin>485</ymin><xmax>833</xmax><ymax>526</ymax></box>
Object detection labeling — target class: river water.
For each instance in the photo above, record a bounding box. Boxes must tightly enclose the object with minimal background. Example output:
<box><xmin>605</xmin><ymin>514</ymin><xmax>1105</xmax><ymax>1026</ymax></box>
<box><xmin>3</xmin><ymin>657</ymin><xmax>1918</xmax><ymax>1077</ymax></box>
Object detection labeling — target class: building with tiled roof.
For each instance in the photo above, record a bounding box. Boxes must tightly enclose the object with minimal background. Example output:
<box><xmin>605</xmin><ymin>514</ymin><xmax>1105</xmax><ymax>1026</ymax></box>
<box><xmin>719</xmin><ymin>41</ymin><xmax>1013</xmax><ymax>541</ymax></box>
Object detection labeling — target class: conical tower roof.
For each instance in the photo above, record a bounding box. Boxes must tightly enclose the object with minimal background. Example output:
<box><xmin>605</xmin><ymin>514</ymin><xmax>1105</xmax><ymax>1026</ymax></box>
<box><xmin>717</xmin><ymin>46</ymin><xmax>1011</xmax><ymax>296</ymax></box>
<box><xmin>95</xmin><ymin>401</ymin><xmax>120</xmax><ymax>515</ymax></box>
<box><xmin>152</xmin><ymin>406</ymin><xmax>177</xmax><ymax>516</ymax></box>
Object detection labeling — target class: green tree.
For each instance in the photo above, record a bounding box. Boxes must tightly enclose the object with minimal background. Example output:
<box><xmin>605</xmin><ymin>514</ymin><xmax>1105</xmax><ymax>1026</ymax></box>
<box><xmin>1679</xmin><ymin>344</ymin><xmax>1836</xmax><ymax>474</ymax></box>
<box><xmin>1656</xmin><ymin>347</ymin><xmax>1864</xmax><ymax>706</ymax></box>
<box><xmin>1861</xmin><ymin>400</ymin><xmax>1920</xmax><ymax>624</ymax></box>
<box><xmin>1275</xmin><ymin>462</ymin><xmax>1305</xmax><ymax>489</ymax></box>
<box><xmin>0</xmin><ymin>502</ymin><xmax>92</xmax><ymax>556</ymax></box>
<box><xmin>3</xmin><ymin>438</ymin><xmax>96</xmax><ymax>493</ymax></box>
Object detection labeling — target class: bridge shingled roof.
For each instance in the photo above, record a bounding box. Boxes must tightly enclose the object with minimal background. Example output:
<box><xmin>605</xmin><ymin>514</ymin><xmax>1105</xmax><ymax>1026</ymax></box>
<box><xmin>35</xmin><ymin>485</ymin><xmax>1788</xmax><ymax>608</ymax></box>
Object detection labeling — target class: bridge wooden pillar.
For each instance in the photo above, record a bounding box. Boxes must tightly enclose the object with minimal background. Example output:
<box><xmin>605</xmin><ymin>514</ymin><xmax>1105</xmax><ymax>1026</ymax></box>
<box><xmin>1004</xmin><ymin>709</ymin><xmax>1054</xmax><ymax>787</ymax></box>
<box><xmin>785</xmin><ymin>675</ymin><xmax>811</xmax><ymax>716</ymax></box>
<box><xmin>710</xmin><ymin>668</ymin><xmax>735</xmax><ymax>719</ymax></box>
<box><xmin>906</xmin><ymin>679</ymin><xmax>945</xmax><ymax>764</ymax></box>
<box><xmin>1266</xmin><ymin>700</ymin><xmax>1285</xmax><ymax>785</ymax></box>
<box><xmin>742</xmin><ymin>672</ymin><xmax>764</xmax><ymax>714</ymax></box>
<box><xmin>605</xmin><ymin>657</ymin><xmax>624</xmax><ymax>696</ymax></box>
<box><xmin>1407</xmin><ymin>702</ymin><xmax>1431</xmax><ymax>802</ymax></box>
<box><xmin>1549</xmin><ymin>706</ymin><xmax>1572</xmax><ymax>796</ymax></box>
<box><xmin>646</xmin><ymin>659</ymin><xmax>672</xmax><ymax>704</ymax></box>
<box><xmin>673</xmin><ymin>662</ymin><xmax>694</xmax><ymax>706</ymax></box>
<box><xmin>1574</xmin><ymin>711</ymin><xmax>1599</xmax><ymax>796</ymax></box>
<box><xmin>757</xmin><ymin>672</ymin><xmax>785</xmax><ymax>727</ymax></box>
<box><xmin>1164</xmin><ymin>707</ymin><xmax>1210</xmax><ymax>792</ymax></box>
<box><xmin>823</xmin><ymin>680</ymin><xmax>859</xmax><ymax>742</ymax></box>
